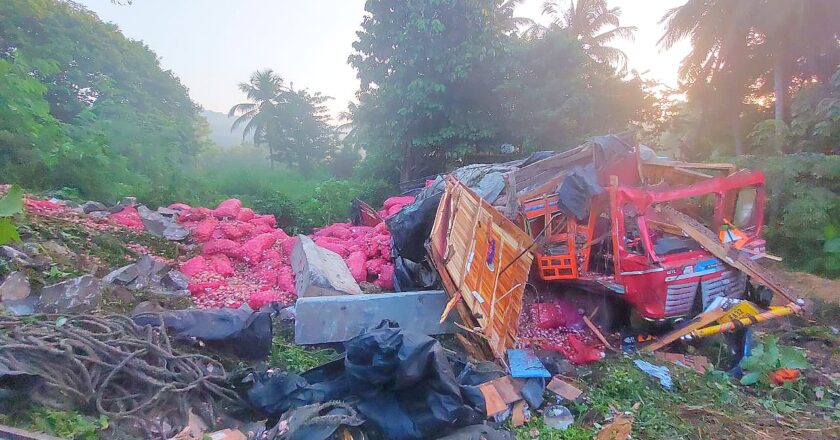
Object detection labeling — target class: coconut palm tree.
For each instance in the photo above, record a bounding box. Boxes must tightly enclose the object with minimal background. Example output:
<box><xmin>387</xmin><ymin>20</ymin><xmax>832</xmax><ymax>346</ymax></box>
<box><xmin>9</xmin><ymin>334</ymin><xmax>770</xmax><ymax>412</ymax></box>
<box><xmin>526</xmin><ymin>0</ymin><xmax>636</xmax><ymax>72</ymax></box>
<box><xmin>228</xmin><ymin>69</ymin><xmax>286</xmax><ymax>169</ymax></box>
<box><xmin>660</xmin><ymin>0</ymin><xmax>840</xmax><ymax>125</ymax></box>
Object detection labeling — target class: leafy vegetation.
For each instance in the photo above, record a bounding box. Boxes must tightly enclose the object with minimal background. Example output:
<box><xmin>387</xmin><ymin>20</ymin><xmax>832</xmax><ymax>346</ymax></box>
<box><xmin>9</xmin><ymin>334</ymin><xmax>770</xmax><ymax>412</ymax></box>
<box><xmin>0</xmin><ymin>185</ymin><xmax>24</xmax><ymax>245</ymax></box>
<box><xmin>739</xmin><ymin>337</ymin><xmax>809</xmax><ymax>386</ymax></box>
<box><xmin>0</xmin><ymin>0</ymin><xmax>211</xmax><ymax>202</ymax></box>
<box><xmin>738</xmin><ymin>153</ymin><xmax>840</xmax><ymax>277</ymax></box>
<box><xmin>268</xmin><ymin>337</ymin><xmax>337</xmax><ymax>373</ymax></box>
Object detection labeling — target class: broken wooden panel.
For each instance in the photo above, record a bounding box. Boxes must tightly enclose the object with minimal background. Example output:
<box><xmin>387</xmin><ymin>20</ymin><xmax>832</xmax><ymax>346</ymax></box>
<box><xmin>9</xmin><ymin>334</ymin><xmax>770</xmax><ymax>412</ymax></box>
<box><xmin>659</xmin><ymin>205</ymin><xmax>800</xmax><ymax>303</ymax></box>
<box><xmin>432</xmin><ymin>178</ymin><xmax>534</xmax><ymax>358</ymax></box>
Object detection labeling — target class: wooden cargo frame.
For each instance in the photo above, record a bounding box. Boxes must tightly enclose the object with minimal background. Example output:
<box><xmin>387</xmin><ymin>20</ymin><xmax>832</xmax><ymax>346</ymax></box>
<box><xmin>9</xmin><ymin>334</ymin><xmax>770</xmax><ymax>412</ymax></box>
<box><xmin>429</xmin><ymin>177</ymin><xmax>535</xmax><ymax>359</ymax></box>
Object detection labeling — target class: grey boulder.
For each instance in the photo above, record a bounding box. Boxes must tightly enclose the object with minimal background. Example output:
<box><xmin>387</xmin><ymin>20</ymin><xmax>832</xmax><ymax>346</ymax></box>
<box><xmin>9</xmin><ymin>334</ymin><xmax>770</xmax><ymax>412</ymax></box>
<box><xmin>137</xmin><ymin>205</ymin><xmax>189</xmax><ymax>241</ymax></box>
<box><xmin>38</xmin><ymin>275</ymin><xmax>102</xmax><ymax>313</ymax></box>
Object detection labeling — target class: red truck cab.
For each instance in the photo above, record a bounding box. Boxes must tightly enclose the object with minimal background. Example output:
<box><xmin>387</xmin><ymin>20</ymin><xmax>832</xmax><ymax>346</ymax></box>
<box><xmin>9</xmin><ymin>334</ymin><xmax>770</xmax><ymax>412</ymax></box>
<box><xmin>522</xmin><ymin>163</ymin><xmax>768</xmax><ymax>322</ymax></box>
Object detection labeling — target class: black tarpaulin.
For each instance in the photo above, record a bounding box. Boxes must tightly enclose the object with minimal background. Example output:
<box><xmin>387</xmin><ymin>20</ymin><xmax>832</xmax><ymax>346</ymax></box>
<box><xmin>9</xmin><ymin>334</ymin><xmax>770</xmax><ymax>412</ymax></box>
<box><xmin>236</xmin><ymin>321</ymin><xmax>485</xmax><ymax>440</ymax></box>
<box><xmin>132</xmin><ymin>308</ymin><xmax>273</xmax><ymax>360</ymax></box>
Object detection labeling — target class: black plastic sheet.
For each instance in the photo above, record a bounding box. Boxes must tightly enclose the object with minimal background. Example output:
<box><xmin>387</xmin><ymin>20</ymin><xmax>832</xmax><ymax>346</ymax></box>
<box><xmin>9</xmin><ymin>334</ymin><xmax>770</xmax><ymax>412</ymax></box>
<box><xmin>236</xmin><ymin>321</ymin><xmax>485</xmax><ymax>440</ymax></box>
<box><xmin>557</xmin><ymin>164</ymin><xmax>603</xmax><ymax>221</ymax></box>
<box><xmin>132</xmin><ymin>308</ymin><xmax>273</xmax><ymax>360</ymax></box>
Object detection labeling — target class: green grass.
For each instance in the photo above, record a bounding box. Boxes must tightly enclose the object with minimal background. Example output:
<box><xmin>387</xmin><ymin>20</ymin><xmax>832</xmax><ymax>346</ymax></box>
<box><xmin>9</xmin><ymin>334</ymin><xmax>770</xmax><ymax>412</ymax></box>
<box><xmin>0</xmin><ymin>406</ymin><xmax>107</xmax><ymax>440</ymax></box>
<box><xmin>268</xmin><ymin>337</ymin><xmax>338</xmax><ymax>373</ymax></box>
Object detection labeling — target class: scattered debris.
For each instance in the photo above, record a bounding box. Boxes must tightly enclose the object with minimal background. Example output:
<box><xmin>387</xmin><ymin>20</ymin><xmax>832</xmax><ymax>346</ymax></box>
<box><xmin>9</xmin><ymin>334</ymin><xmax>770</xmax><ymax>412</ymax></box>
<box><xmin>546</xmin><ymin>376</ymin><xmax>582</xmax><ymax>401</ymax></box>
<box><xmin>654</xmin><ymin>352</ymin><xmax>709</xmax><ymax>374</ymax></box>
<box><xmin>543</xmin><ymin>405</ymin><xmax>574</xmax><ymax>430</ymax></box>
<box><xmin>594</xmin><ymin>414</ymin><xmax>633</xmax><ymax>440</ymax></box>
<box><xmin>633</xmin><ymin>359</ymin><xmax>673</xmax><ymax>390</ymax></box>
<box><xmin>507</xmin><ymin>349</ymin><xmax>551</xmax><ymax>378</ymax></box>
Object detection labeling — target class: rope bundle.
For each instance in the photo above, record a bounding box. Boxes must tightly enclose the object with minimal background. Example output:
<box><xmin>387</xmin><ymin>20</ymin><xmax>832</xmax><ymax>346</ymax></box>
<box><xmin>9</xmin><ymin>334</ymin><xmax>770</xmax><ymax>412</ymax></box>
<box><xmin>0</xmin><ymin>314</ymin><xmax>243</xmax><ymax>438</ymax></box>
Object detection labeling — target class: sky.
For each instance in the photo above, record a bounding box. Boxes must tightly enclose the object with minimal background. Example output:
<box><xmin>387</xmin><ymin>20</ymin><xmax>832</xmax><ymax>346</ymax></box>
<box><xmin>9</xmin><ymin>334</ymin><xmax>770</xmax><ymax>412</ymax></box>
<box><xmin>77</xmin><ymin>0</ymin><xmax>691</xmax><ymax>119</ymax></box>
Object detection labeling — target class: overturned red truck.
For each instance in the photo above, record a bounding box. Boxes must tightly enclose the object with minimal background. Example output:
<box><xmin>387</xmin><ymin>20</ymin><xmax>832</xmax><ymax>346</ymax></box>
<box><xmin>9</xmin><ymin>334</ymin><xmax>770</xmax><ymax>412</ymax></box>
<box><xmin>395</xmin><ymin>134</ymin><xmax>802</xmax><ymax>360</ymax></box>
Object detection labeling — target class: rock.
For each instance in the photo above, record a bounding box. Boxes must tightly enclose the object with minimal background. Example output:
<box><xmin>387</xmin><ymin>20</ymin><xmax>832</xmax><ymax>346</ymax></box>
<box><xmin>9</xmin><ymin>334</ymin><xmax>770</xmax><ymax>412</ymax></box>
<box><xmin>161</xmin><ymin>270</ymin><xmax>190</xmax><ymax>291</ymax></box>
<box><xmin>0</xmin><ymin>271</ymin><xmax>30</xmax><ymax>301</ymax></box>
<box><xmin>16</xmin><ymin>225</ymin><xmax>34</xmax><ymax>240</ymax></box>
<box><xmin>41</xmin><ymin>241</ymin><xmax>77</xmax><ymax>267</ymax></box>
<box><xmin>0</xmin><ymin>245</ymin><xmax>43</xmax><ymax>269</ymax></box>
<box><xmin>291</xmin><ymin>235</ymin><xmax>362</xmax><ymax>297</ymax></box>
<box><xmin>130</xmin><ymin>300</ymin><xmax>164</xmax><ymax>316</ymax></box>
<box><xmin>108</xmin><ymin>196</ymin><xmax>138</xmax><ymax>213</ymax></box>
<box><xmin>106</xmin><ymin>285</ymin><xmax>136</xmax><ymax>303</ymax></box>
<box><xmin>137</xmin><ymin>205</ymin><xmax>189</xmax><ymax>241</ymax></box>
<box><xmin>89</xmin><ymin>211</ymin><xmax>110</xmax><ymax>219</ymax></box>
<box><xmin>2</xmin><ymin>297</ymin><xmax>37</xmax><ymax>316</ymax></box>
<box><xmin>156</xmin><ymin>207</ymin><xmax>178</xmax><ymax>217</ymax></box>
<box><xmin>38</xmin><ymin>275</ymin><xmax>102</xmax><ymax>313</ymax></box>
<box><xmin>21</xmin><ymin>243</ymin><xmax>41</xmax><ymax>258</ymax></box>
<box><xmin>103</xmin><ymin>263</ymin><xmax>140</xmax><ymax>285</ymax></box>
<box><xmin>81</xmin><ymin>201</ymin><xmax>108</xmax><ymax>213</ymax></box>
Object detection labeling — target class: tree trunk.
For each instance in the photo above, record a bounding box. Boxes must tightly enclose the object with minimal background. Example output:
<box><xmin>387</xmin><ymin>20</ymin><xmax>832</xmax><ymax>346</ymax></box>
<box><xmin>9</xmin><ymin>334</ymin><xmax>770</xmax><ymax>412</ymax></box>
<box><xmin>267</xmin><ymin>142</ymin><xmax>275</xmax><ymax>170</ymax></box>
<box><xmin>774</xmin><ymin>45</ymin><xmax>790</xmax><ymax>124</ymax></box>
<box><xmin>732</xmin><ymin>114</ymin><xmax>744</xmax><ymax>155</ymax></box>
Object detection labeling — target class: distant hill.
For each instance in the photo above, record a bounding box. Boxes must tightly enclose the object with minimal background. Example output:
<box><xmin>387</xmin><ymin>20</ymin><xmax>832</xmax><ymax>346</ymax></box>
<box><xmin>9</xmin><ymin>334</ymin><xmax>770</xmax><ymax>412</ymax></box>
<box><xmin>202</xmin><ymin>110</ymin><xmax>252</xmax><ymax>148</ymax></box>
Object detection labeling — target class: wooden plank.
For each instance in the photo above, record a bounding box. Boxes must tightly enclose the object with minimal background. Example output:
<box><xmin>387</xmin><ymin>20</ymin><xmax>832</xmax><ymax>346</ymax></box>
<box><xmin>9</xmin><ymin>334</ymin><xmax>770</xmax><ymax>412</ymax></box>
<box><xmin>547</xmin><ymin>376</ymin><xmax>583</xmax><ymax>401</ymax></box>
<box><xmin>641</xmin><ymin>304</ymin><xmax>727</xmax><ymax>352</ymax></box>
<box><xmin>511</xmin><ymin>401</ymin><xmax>527</xmax><ymax>427</ymax></box>
<box><xmin>479</xmin><ymin>382</ymin><xmax>508</xmax><ymax>416</ymax></box>
<box><xmin>660</xmin><ymin>205</ymin><xmax>800</xmax><ymax>303</ymax></box>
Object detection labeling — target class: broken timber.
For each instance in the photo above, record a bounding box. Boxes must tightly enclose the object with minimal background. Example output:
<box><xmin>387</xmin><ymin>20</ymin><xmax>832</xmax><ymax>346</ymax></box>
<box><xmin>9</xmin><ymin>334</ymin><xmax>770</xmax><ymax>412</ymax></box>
<box><xmin>659</xmin><ymin>205</ymin><xmax>800</xmax><ymax>303</ymax></box>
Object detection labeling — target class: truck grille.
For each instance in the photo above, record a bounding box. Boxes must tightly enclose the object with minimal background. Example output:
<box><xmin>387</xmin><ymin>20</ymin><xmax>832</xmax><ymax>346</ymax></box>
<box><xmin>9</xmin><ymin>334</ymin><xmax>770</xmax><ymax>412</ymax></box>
<box><xmin>665</xmin><ymin>281</ymin><xmax>699</xmax><ymax>316</ymax></box>
<box><xmin>701</xmin><ymin>269</ymin><xmax>747</xmax><ymax>308</ymax></box>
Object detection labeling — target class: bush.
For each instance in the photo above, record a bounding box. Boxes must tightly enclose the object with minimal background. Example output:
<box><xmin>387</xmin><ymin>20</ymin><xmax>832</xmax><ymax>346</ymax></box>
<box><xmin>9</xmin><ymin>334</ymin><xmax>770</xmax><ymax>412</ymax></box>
<box><xmin>739</xmin><ymin>153</ymin><xmax>840</xmax><ymax>277</ymax></box>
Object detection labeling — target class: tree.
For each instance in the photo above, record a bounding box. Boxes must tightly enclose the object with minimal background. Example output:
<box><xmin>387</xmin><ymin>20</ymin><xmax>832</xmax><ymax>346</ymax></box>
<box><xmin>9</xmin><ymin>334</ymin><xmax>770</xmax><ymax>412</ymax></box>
<box><xmin>228</xmin><ymin>70</ymin><xmax>286</xmax><ymax>170</ymax></box>
<box><xmin>269</xmin><ymin>86</ymin><xmax>337</xmax><ymax>173</ymax></box>
<box><xmin>0</xmin><ymin>0</ymin><xmax>210</xmax><ymax>201</ymax></box>
<box><xmin>348</xmin><ymin>0</ymin><xmax>510</xmax><ymax>181</ymax></box>
<box><xmin>526</xmin><ymin>0</ymin><xmax>636</xmax><ymax>72</ymax></box>
<box><xmin>660</xmin><ymin>0</ymin><xmax>840</xmax><ymax>148</ymax></box>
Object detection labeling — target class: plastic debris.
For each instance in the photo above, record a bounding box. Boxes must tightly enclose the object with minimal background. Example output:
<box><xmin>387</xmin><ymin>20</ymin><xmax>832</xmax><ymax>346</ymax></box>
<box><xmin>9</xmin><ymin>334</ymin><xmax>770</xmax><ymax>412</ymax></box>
<box><xmin>633</xmin><ymin>359</ymin><xmax>673</xmax><ymax>390</ymax></box>
<box><xmin>507</xmin><ymin>349</ymin><xmax>551</xmax><ymax>378</ymax></box>
<box><xmin>543</xmin><ymin>405</ymin><xmax>574</xmax><ymax>430</ymax></box>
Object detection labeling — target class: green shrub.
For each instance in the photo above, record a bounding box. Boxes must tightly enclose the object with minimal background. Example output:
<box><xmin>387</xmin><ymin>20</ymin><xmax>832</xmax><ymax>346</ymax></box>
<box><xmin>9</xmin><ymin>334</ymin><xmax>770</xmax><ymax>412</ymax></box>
<box><xmin>739</xmin><ymin>153</ymin><xmax>840</xmax><ymax>277</ymax></box>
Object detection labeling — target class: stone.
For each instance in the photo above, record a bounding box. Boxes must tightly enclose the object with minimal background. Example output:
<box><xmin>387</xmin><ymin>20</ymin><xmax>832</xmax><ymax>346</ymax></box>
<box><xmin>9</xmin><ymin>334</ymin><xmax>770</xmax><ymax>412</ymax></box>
<box><xmin>2</xmin><ymin>296</ymin><xmax>37</xmax><ymax>315</ymax></box>
<box><xmin>0</xmin><ymin>271</ymin><xmax>30</xmax><ymax>301</ymax></box>
<box><xmin>89</xmin><ymin>211</ymin><xmax>110</xmax><ymax>219</ymax></box>
<box><xmin>161</xmin><ymin>270</ymin><xmax>190</xmax><ymax>291</ymax></box>
<box><xmin>130</xmin><ymin>254</ymin><xmax>169</xmax><ymax>290</ymax></box>
<box><xmin>294</xmin><ymin>290</ymin><xmax>459</xmax><ymax>344</ymax></box>
<box><xmin>130</xmin><ymin>300</ymin><xmax>164</xmax><ymax>316</ymax></box>
<box><xmin>137</xmin><ymin>205</ymin><xmax>189</xmax><ymax>241</ymax></box>
<box><xmin>21</xmin><ymin>243</ymin><xmax>41</xmax><ymax>258</ymax></box>
<box><xmin>156</xmin><ymin>207</ymin><xmax>178</xmax><ymax>217</ymax></box>
<box><xmin>108</xmin><ymin>196</ymin><xmax>138</xmax><ymax>213</ymax></box>
<box><xmin>41</xmin><ymin>241</ymin><xmax>77</xmax><ymax>267</ymax></box>
<box><xmin>103</xmin><ymin>263</ymin><xmax>140</xmax><ymax>285</ymax></box>
<box><xmin>81</xmin><ymin>201</ymin><xmax>108</xmax><ymax>213</ymax></box>
<box><xmin>291</xmin><ymin>235</ymin><xmax>361</xmax><ymax>297</ymax></box>
<box><xmin>0</xmin><ymin>245</ymin><xmax>39</xmax><ymax>269</ymax></box>
<box><xmin>38</xmin><ymin>275</ymin><xmax>102</xmax><ymax>313</ymax></box>
<box><xmin>106</xmin><ymin>285</ymin><xmax>136</xmax><ymax>303</ymax></box>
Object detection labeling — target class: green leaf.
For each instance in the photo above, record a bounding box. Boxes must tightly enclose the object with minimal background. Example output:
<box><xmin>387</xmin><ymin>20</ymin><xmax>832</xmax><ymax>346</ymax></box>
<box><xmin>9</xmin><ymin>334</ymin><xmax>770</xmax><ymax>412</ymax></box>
<box><xmin>0</xmin><ymin>185</ymin><xmax>24</xmax><ymax>217</ymax></box>
<box><xmin>778</xmin><ymin>347</ymin><xmax>810</xmax><ymax>370</ymax></box>
<box><xmin>0</xmin><ymin>218</ymin><xmax>21</xmax><ymax>245</ymax></box>
<box><xmin>740</xmin><ymin>371</ymin><xmax>761</xmax><ymax>385</ymax></box>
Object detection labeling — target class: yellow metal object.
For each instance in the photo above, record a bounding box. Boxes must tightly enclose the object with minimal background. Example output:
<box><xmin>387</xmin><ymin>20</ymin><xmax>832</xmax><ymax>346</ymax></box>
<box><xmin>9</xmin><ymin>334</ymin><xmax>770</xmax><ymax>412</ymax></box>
<box><xmin>717</xmin><ymin>300</ymin><xmax>761</xmax><ymax>324</ymax></box>
<box><xmin>686</xmin><ymin>302</ymin><xmax>801</xmax><ymax>339</ymax></box>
